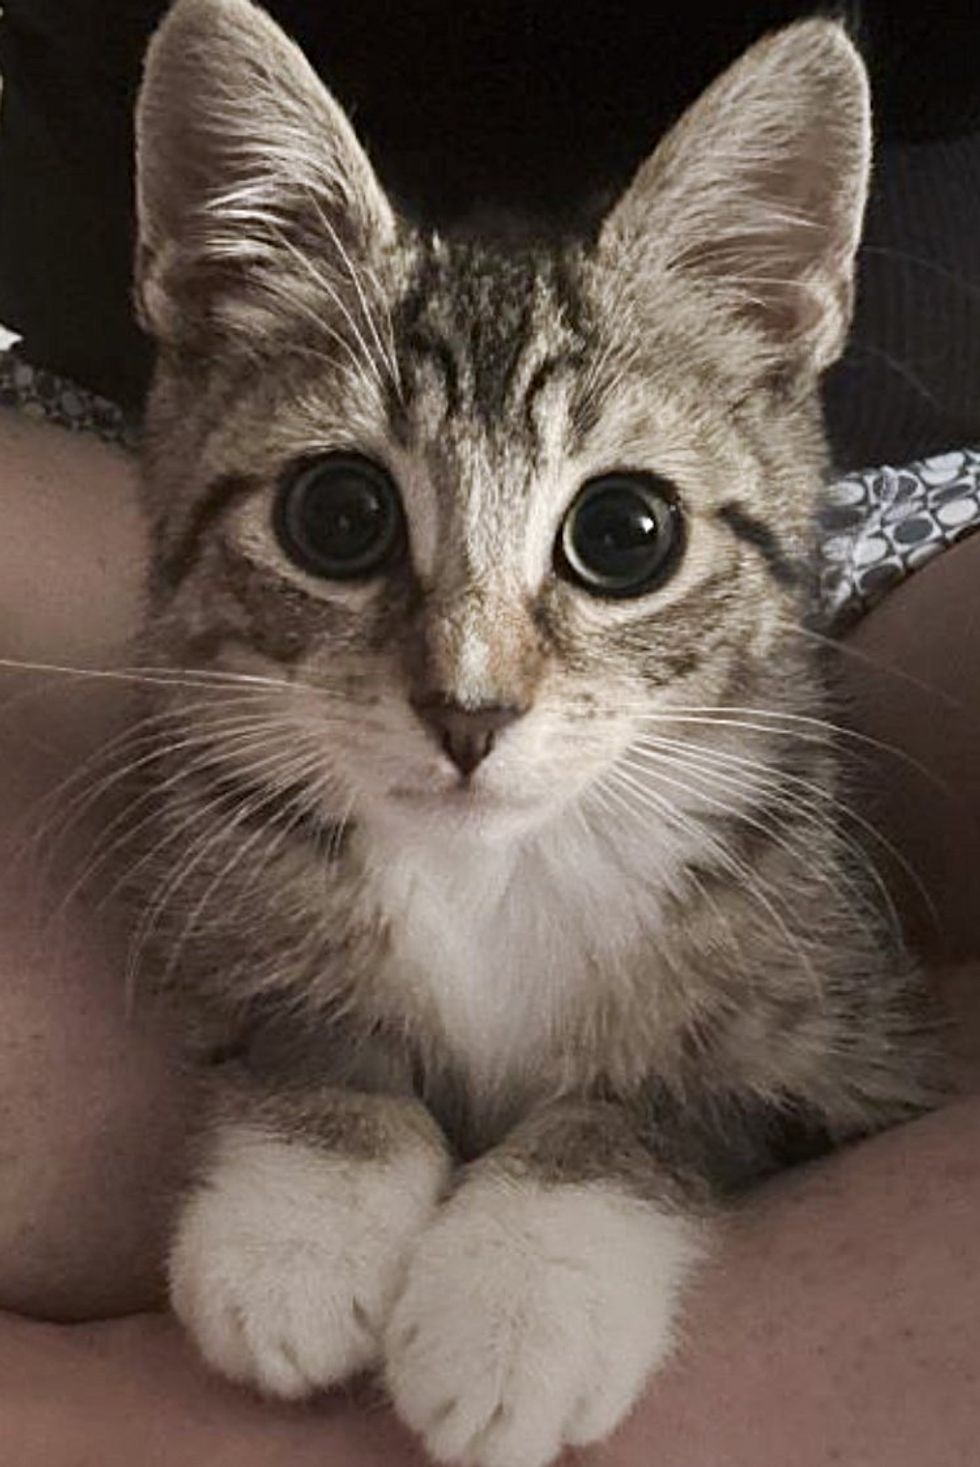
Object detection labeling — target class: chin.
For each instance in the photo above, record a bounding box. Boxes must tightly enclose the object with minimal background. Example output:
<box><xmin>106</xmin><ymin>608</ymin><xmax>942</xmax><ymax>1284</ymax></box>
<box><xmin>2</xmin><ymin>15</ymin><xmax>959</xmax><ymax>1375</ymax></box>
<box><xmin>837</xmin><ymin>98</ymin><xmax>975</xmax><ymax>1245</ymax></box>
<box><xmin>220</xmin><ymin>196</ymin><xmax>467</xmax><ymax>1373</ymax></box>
<box><xmin>381</xmin><ymin>775</ymin><xmax>549</xmax><ymax>839</ymax></box>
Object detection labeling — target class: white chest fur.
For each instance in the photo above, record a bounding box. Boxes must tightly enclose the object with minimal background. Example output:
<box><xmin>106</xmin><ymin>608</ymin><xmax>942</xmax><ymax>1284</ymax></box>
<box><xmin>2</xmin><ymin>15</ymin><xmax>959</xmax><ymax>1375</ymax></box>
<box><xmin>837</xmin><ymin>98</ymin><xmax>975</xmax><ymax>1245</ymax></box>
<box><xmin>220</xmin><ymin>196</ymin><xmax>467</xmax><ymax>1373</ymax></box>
<box><xmin>362</xmin><ymin>803</ymin><xmax>701</xmax><ymax>1100</ymax></box>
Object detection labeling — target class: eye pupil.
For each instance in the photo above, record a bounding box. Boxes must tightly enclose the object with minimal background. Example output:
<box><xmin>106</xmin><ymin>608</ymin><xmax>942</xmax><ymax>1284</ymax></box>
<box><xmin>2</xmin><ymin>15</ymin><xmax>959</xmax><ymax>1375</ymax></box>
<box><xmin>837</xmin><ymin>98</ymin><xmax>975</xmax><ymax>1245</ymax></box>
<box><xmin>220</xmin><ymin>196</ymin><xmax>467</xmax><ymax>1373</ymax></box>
<box><xmin>583</xmin><ymin>495</ymin><xmax>656</xmax><ymax>557</ymax></box>
<box><xmin>274</xmin><ymin>454</ymin><xmax>403</xmax><ymax>579</ymax></box>
<box><xmin>557</xmin><ymin>473</ymin><xmax>682</xmax><ymax>597</ymax></box>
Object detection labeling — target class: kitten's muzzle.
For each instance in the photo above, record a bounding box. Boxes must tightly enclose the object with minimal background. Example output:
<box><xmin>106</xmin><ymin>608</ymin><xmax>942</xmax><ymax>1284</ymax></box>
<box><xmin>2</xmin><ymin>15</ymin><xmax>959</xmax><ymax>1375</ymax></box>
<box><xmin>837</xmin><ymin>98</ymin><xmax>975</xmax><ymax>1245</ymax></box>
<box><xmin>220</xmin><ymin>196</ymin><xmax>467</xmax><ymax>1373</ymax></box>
<box><xmin>412</xmin><ymin>695</ymin><xmax>525</xmax><ymax>778</ymax></box>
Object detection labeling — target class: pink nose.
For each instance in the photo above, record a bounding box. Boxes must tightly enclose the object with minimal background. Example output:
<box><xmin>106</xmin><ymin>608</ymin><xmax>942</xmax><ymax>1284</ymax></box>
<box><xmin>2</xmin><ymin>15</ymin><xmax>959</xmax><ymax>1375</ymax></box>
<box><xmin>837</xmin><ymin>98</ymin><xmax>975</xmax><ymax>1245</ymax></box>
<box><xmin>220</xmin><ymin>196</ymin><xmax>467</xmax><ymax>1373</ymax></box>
<box><xmin>412</xmin><ymin>696</ymin><xmax>524</xmax><ymax>777</ymax></box>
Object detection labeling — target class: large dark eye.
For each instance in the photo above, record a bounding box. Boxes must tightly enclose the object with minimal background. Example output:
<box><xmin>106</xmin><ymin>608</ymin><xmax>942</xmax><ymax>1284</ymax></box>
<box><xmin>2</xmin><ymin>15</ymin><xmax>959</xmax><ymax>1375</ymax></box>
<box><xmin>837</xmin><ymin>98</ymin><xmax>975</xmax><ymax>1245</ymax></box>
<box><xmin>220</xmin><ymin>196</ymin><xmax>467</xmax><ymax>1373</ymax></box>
<box><xmin>274</xmin><ymin>454</ymin><xmax>404</xmax><ymax>579</ymax></box>
<box><xmin>556</xmin><ymin>473</ymin><xmax>683</xmax><ymax>597</ymax></box>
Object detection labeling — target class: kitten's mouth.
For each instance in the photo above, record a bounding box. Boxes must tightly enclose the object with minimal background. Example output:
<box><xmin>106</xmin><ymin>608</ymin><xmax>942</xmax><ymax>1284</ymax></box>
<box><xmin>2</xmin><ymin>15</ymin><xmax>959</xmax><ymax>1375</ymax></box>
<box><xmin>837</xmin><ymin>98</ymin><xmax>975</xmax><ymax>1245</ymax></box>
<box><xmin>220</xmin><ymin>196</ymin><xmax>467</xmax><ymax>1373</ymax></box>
<box><xmin>388</xmin><ymin>777</ymin><xmax>530</xmax><ymax>816</ymax></box>
<box><xmin>390</xmin><ymin>780</ymin><xmax>492</xmax><ymax>805</ymax></box>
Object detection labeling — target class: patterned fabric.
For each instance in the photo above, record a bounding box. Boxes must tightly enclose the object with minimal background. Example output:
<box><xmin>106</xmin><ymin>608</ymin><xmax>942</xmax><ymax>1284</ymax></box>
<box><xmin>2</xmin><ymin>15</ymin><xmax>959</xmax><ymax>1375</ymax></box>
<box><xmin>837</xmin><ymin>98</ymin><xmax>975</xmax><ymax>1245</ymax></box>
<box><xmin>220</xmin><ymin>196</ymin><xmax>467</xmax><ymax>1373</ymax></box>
<box><xmin>2</xmin><ymin>347</ymin><xmax>979</xmax><ymax>624</ymax></box>
<box><xmin>0</xmin><ymin>345</ymin><xmax>138</xmax><ymax>449</ymax></box>
<box><xmin>818</xmin><ymin>448</ymin><xmax>980</xmax><ymax>627</ymax></box>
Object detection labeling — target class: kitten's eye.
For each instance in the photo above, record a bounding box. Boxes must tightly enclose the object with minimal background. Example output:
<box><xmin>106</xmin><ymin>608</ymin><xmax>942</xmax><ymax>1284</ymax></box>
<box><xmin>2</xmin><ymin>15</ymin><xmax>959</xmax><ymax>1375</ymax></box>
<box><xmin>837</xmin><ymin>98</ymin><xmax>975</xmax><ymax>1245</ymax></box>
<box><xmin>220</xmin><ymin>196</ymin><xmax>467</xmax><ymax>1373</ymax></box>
<box><xmin>273</xmin><ymin>454</ymin><xmax>404</xmax><ymax>580</ymax></box>
<box><xmin>556</xmin><ymin>473</ymin><xmax>683</xmax><ymax>597</ymax></box>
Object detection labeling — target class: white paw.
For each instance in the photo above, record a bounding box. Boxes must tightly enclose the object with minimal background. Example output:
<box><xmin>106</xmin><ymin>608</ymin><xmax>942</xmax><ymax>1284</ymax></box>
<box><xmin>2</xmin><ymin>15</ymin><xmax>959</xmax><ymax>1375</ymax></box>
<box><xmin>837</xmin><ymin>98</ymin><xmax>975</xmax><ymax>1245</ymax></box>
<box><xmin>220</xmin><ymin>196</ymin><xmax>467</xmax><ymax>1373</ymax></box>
<box><xmin>385</xmin><ymin>1172</ymin><xmax>705</xmax><ymax>1467</ymax></box>
<box><xmin>170</xmin><ymin>1122</ymin><xmax>449</xmax><ymax>1399</ymax></box>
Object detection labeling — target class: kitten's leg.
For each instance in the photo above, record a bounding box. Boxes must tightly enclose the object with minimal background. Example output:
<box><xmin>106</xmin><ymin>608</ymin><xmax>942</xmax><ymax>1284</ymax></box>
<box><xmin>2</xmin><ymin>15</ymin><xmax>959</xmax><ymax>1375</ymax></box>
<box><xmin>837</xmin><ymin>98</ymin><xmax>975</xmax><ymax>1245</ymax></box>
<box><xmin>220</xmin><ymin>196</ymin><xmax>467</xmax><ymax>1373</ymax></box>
<box><xmin>170</xmin><ymin>1080</ymin><xmax>451</xmax><ymax>1399</ymax></box>
<box><xmin>385</xmin><ymin>1100</ymin><xmax>708</xmax><ymax>1467</ymax></box>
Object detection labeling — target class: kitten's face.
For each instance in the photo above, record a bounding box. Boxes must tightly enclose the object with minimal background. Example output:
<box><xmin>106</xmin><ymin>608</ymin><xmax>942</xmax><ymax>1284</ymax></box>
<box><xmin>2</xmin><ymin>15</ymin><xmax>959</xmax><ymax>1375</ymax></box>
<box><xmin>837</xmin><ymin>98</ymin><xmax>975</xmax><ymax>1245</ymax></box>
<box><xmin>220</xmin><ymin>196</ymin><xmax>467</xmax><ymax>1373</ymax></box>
<box><xmin>135</xmin><ymin>0</ymin><xmax>870</xmax><ymax>844</ymax></box>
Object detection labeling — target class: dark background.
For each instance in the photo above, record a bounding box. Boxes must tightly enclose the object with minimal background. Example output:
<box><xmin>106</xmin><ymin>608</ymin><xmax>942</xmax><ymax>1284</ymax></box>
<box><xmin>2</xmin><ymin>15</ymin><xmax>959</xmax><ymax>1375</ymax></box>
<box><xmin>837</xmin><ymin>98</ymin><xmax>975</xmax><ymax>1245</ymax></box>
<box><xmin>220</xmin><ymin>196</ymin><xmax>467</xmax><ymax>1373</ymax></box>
<box><xmin>2</xmin><ymin>1</ymin><xmax>980</xmax><ymax>466</ymax></box>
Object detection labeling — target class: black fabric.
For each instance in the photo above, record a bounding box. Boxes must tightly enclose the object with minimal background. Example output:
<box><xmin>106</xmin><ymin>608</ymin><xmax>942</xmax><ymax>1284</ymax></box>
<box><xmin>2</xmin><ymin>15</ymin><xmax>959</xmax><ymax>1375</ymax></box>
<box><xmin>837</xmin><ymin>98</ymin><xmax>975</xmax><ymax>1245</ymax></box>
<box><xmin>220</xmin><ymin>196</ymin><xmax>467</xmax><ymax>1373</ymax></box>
<box><xmin>825</xmin><ymin>130</ymin><xmax>980</xmax><ymax>468</ymax></box>
<box><xmin>1</xmin><ymin>0</ymin><xmax>979</xmax><ymax>465</ymax></box>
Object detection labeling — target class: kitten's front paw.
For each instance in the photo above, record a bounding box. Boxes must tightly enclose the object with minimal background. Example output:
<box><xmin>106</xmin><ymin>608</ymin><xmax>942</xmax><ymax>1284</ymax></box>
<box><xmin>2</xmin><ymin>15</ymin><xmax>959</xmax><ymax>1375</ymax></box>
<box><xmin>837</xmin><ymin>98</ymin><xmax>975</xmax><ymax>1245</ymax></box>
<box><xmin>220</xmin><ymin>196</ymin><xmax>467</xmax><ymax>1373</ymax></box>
<box><xmin>385</xmin><ymin>1173</ymin><xmax>705</xmax><ymax>1467</ymax></box>
<box><xmin>170</xmin><ymin>1123</ymin><xmax>449</xmax><ymax>1399</ymax></box>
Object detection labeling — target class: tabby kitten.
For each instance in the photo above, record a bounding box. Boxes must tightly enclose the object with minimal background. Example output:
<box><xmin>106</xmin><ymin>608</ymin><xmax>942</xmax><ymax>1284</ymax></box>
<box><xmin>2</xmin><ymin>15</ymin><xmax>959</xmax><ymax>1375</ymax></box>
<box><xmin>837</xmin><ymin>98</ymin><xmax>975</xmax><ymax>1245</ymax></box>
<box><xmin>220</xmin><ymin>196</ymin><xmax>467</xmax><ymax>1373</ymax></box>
<box><xmin>131</xmin><ymin>2</ymin><xmax>937</xmax><ymax>1463</ymax></box>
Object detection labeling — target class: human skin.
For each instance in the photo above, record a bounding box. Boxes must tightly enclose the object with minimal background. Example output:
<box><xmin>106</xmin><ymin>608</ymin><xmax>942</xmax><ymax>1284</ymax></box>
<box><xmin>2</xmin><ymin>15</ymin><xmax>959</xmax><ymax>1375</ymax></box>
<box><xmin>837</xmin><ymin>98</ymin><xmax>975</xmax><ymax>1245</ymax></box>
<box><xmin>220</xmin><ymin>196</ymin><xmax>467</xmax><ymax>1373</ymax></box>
<box><xmin>0</xmin><ymin>407</ymin><xmax>978</xmax><ymax>1464</ymax></box>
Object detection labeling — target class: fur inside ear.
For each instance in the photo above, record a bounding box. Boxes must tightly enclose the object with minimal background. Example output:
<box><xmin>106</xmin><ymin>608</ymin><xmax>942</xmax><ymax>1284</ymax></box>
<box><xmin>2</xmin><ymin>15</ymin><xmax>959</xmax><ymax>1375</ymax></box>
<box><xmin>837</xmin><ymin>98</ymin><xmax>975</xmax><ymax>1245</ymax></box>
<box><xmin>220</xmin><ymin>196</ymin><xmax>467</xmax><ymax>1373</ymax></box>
<box><xmin>599</xmin><ymin>20</ymin><xmax>871</xmax><ymax>380</ymax></box>
<box><xmin>135</xmin><ymin>0</ymin><xmax>395</xmax><ymax>343</ymax></box>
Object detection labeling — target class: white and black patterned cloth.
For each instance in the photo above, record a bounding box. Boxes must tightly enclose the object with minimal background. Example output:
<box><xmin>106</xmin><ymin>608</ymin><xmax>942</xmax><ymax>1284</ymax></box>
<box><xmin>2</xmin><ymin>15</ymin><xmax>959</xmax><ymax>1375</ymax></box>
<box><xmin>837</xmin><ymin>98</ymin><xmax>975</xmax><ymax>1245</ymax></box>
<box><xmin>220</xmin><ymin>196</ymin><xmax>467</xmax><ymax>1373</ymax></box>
<box><xmin>0</xmin><ymin>345</ymin><xmax>137</xmax><ymax>449</ymax></box>
<box><xmin>2</xmin><ymin>346</ymin><xmax>979</xmax><ymax>627</ymax></box>
<box><xmin>818</xmin><ymin>448</ymin><xmax>980</xmax><ymax>627</ymax></box>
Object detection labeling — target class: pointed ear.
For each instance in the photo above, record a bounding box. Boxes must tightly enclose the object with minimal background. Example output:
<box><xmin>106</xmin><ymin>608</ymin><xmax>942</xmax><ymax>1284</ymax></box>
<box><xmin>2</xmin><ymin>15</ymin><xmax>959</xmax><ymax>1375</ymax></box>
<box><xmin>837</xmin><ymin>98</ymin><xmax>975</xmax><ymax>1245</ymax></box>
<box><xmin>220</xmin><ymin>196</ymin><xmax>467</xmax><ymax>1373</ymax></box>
<box><xmin>598</xmin><ymin>21</ymin><xmax>871</xmax><ymax>382</ymax></box>
<box><xmin>134</xmin><ymin>0</ymin><xmax>396</xmax><ymax>343</ymax></box>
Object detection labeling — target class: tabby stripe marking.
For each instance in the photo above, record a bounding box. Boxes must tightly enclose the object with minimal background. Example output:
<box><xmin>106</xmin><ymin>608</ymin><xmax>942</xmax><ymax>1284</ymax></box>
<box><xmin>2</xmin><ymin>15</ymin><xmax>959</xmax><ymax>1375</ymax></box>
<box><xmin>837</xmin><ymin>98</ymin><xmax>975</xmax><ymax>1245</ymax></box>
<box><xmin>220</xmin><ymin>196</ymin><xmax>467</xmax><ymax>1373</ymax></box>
<box><xmin>522</xmin><ymin>351</ymin><xmax>583</xmax><ymax>448</ymax></box>
<box><xmin>716</xmin><ymin>503</ymin><xmax>802</xmax><ymax>588</ymax></box>
<box><xmin>402</xmin><ymin>327</ymin><xmax>463</xmax><ymax>420</ymax></box>
<box><xmin>160</xmin><ymin>474</ymin><xmax>258</xmax><ymax>590</ymax></box>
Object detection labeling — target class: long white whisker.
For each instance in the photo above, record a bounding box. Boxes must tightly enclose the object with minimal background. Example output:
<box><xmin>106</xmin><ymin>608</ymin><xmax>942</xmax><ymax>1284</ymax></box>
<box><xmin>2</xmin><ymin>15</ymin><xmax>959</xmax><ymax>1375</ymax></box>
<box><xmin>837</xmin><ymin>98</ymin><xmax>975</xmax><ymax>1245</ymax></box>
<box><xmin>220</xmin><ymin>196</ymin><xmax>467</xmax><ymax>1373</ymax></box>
<box><xmin>589</xmin><ymin>771</ymin><xmax>743</xmax><ymax>964</ymax></box>
<box><xmin>628</xmin><ymin>732</ymin><xmax>924</xmax><ymax>934</ymax></box>
<box><xmin>264</xmin><ymin>222</ymin><xmax>388</xmax><ymax>401</ymax></box>
<box><xmin>19</xmin><ymin>699</ymin><xmax>342</xmax><ymax>878</ymax></box>
<box><xmin>210</xmin><ymin>782</ymin><xmax>357</xmax><ymax>1014</ymax></box>
<box><xmin>624</xmin><ymin>708</ymin><xmax>947</xmax><ymax>794</ymax></box>
<box><xmin>50</xmin><ymin>717</ymin><xmax>314</xmax><ymax>921</ymax></box>
<box><xmin>155</xmin><ymin>747</ymin><xmax>333</xmax><ymax>998</ymax></box>
<box><xmin>113</xmin><ymin>725</ymin><xmax>338</xmax><ymax>905</ymax></box>
<box><xmin>0</xmin><ymin>654</ymin><xmax>311</xmax><ymax>697</ymax></box>
<box><xmin>780</xmin><ymin>620</ymin><xmax>965</xmax><ymax>709</ymax></box>
<box><xmin>305</xmin><ymin>190</ymin><xmax>404</xmax><ymax>400</ymax></box>
<box><xmin>619</xmin><ymin>743</ymin><xmax>902</xmax><ymax>940</ymax></box>
<box><xmin>123</xmin><ymin>742</ymin><xmax>340</xmax><ymax>1007</ymax></box>
<box><xmin>606</xmin><ymin>761</ymin><xmax>819</xmax><ymax>988</ymax></box>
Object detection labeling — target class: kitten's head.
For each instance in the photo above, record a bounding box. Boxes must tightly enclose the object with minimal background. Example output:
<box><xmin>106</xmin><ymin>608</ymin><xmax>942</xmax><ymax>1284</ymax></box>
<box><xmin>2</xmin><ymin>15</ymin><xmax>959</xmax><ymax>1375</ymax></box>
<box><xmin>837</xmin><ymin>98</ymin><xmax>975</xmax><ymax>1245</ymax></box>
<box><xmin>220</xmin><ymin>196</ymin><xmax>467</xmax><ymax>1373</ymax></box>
<box><xmin>134</xmin><ymin>0</ymin><xmax>869</xmax><ymax>844</ymax></box>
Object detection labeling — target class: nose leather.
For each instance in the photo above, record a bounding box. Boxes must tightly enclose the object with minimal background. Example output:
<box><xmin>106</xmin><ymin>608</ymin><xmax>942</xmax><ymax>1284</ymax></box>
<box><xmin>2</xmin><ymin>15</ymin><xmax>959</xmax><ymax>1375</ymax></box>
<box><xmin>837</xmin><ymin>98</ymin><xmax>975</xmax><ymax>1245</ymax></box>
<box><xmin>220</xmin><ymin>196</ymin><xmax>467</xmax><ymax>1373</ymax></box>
<box><xmin>413</xmin><ymin>696</ymin><xmax>524</xmax><ymax>777</ymax></box>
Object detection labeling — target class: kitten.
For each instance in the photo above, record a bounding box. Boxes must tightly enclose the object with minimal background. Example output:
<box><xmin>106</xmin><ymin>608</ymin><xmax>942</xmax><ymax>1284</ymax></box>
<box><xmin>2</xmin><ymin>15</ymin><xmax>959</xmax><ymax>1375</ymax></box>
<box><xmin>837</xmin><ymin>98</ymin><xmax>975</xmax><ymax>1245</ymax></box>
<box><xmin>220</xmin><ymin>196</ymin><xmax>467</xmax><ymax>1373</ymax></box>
<box><xmin>130</xmin><ymin>2</ymin><xmax>940</xmax><ymax>1463</ymax></box>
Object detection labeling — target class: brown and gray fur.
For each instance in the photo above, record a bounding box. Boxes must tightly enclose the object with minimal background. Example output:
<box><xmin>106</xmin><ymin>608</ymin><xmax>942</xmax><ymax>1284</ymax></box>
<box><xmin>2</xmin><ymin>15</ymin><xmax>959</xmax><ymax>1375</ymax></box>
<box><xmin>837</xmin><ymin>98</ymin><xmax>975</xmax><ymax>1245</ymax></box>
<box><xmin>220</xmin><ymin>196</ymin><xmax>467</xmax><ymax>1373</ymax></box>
<box><xmin>127</xmin><ymin>2</ymin><xmax>940</xmax><ymax>1461</ymax></box>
